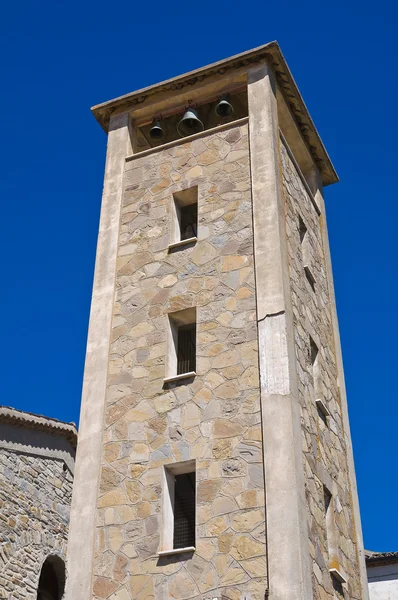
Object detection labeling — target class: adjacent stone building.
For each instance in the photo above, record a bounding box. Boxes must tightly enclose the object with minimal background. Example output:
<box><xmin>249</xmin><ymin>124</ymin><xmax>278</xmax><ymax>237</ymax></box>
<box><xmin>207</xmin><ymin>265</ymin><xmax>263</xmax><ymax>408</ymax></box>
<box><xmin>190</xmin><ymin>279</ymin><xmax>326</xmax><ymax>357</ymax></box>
<box><xmin>0</xmin><ymin>406</ymin><xmax>77</xmax><ymax>599</ymax></box>
<box><xmin>66</xmin><ymin>42</ymin><xmax>369</xmax><ymax>600</ymax></box>
<box><xmin>366</xmin><ymin>551</ymin><xmax>398</xmax><ymax>600</ymax></box>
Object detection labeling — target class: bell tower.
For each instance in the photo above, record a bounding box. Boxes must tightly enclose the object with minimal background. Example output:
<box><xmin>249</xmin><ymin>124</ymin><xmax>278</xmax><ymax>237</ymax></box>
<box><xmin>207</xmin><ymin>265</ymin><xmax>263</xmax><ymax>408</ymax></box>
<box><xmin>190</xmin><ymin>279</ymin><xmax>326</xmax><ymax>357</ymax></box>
<box><xmin>66</xmin><ymin>43</ymin><xmax>369</xmax><ymax>600</ymax></box>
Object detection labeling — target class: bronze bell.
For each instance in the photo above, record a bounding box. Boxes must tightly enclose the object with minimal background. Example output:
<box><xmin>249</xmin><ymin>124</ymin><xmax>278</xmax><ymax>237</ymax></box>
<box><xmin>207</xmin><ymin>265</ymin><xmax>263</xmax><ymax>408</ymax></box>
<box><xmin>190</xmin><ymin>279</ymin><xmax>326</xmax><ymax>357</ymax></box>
<box><xmin>177</xmin><ymin>108</ymin><xmax>204</xmax><ymax>137</ymax></box>
<box><xmin>215</xmin><ymin>95</ymin><xmax>233</xmax><ymax>118</ymax></box>
<box><xmin>149</xmin><ymin>119</ymin><xmax>164</xmax><ymax>140</ymax></box>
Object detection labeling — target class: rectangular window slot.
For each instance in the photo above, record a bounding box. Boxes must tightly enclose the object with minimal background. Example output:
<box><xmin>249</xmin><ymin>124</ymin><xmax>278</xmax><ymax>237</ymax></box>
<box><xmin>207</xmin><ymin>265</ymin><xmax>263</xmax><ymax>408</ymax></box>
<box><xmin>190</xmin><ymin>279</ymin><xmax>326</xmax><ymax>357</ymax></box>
<box><xmin>299</xmin><ymin>214</ymin><xmax>316</xmax><ymax>291</ymax></box>
<box><xmin>304</xmin><ymin>266</ymin><xmax>316</xmax><ymax>292</ymax></box>
<box><xmin>316</xmin><ymin>398</ymin><xmax>330</xmax><ymax>418</ymax></box>
<box><xmin>324</xmin><ymin>485</ymin><xmax>332</xmax><ymax>514</ymax></box>
<box><xmin>310</xmin><ymin>336</ymin><xmax>322</xmax><ymax>405</ymax></box>
<box><xmin>299</xmin><ymin>215</ymin><xmax>307</xmax><ymax>243</ymax></box>
<box><xmin>180</xmin><ymin>204</ymin><xmax>198</xmax><ymax>241</ymax></box>
<box><xmin>316</xmin><ymin>398</ymin><xmax>330</xmax><ymax>426</ymax></box>
<box><xmin>324</xmin><ymin>485</ymin><xmax>342</xmax><ymax>578</ymax></box>
<box><xmin>324</xmin><ymin>485</ymin><xmax>333</xmax><ymax>554</ymax></box>
<box><xmin>173</xmin><ymin>473</ymin><xmax>196</xmax><ymax>549</ymax></box>
<box><xmin>160</xmin><ymin>460</ymin><xmax>196</xmax><ymax>555</ymax></box>
<box><xmin>177</xmin><ymin>324</ymin><xmax>196</xmax><ymax>375</ymax></box>
<box><xmin>166</xmin><ymin>308</ymin><xmax>196</xmax><ymax>382</ymax></box>
<box><xmin>310</xmin><ymin>336</ymin><xmax>319</xmax><ymax>367</ymax></box>
<box><xmin>170</xmin><ymin>187</ymin><xmax>198</xmax><ymax>249</ymax></box>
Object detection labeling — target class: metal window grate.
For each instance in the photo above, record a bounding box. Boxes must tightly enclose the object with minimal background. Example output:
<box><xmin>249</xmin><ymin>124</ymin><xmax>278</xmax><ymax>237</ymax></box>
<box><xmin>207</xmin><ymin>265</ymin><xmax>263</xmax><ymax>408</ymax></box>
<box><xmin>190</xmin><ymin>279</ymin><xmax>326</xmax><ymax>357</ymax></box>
<box><xmin>177</xmin><ymin>325</ymin><xmax>196</xmax><ymax>375</ymax></box>
<box><xmin>180</xmin><ymin>204</ymin><xmax>197</xmax><ymax>240</ymax></box>
<box><xmin>173</xmin><ymin>472</ymin><xmax>196</xmax><ymax>549</ymax></box>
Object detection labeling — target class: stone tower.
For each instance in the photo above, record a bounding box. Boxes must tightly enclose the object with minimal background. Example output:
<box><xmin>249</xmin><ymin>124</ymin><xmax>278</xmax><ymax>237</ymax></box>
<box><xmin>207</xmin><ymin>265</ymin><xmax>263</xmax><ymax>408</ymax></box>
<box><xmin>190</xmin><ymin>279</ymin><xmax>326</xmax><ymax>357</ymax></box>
<box><xmin>66</xmin><ymin>43</ymin><xmax>368</xmax><ymax>600</ymax></box>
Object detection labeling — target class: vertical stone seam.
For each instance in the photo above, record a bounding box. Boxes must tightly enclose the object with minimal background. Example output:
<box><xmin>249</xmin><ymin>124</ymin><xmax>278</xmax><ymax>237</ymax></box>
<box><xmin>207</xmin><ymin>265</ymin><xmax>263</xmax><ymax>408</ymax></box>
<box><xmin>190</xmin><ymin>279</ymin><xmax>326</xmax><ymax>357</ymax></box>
<box><xmin>248</xmin><ymin>129</ymin><xmax>270</xmax><ymax>593</ymax></box>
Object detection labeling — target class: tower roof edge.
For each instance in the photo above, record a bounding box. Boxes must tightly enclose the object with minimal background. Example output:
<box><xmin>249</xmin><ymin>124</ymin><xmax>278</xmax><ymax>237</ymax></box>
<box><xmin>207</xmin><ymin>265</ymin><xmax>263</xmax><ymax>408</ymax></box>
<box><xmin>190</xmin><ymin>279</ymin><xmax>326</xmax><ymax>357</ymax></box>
<box><xmin>91</xmin><ymin>41</ymin><xmax>338</xmax><ymax>185</ymax></box>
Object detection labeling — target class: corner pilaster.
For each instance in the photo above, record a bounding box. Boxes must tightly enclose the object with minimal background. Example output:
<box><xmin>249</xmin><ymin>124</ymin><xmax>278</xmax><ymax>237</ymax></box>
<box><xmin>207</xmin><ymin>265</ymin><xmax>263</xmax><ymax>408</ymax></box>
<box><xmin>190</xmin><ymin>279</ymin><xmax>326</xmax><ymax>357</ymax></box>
<box><xmin>248</xmin><ymin>63</ymin><xmax>313</xmax><ymax>600</ymax></box>
<box><xmin>65</xmin><ymin>112</ymin><xmax>131</xmax><ymax>600</ymax></box>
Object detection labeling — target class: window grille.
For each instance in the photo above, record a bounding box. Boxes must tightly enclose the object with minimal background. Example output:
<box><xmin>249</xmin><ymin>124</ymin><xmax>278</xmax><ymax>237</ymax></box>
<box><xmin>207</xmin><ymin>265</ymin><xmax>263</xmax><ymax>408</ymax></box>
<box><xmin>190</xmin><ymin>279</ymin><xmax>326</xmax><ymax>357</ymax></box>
<box><xmin>180</xmin><ymin>204</ymin><xmax>197</xmax><ymax>240</ymax></box>
<box><xmin>173</xmin><ymin>472</ymin><xmax>196</xmax><ymax>549</ymax></box>
<box><xmin>177</xmin><ymin>324</ymin><xmax>196</xmax><ymax>374</ymax></box>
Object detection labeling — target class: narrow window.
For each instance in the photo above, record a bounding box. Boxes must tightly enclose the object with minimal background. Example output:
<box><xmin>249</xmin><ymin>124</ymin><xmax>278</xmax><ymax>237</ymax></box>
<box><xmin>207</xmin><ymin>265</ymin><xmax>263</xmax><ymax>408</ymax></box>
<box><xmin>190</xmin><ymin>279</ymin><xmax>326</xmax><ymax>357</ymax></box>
<box><xmin>177</xmin><ymin>324</ymin><xmax>196</xmax><ymax>375</ymax></box>
<box><xmin>166</xmin><ymin>308</ymin><xmax>196</xmax><ymax>382</ymax></box>
<box><xmin>299</xmin><ymin>214</ymin><xmax>316</xmax><ymax>291</ymax></box>
<box><xmin>323</xmin><ymin>486</ymin><xmax>334</xmax><ymax>563</ymax></box>
<box><xmin>180</xmin><ymin>204</ymin><xmax>198</xmax><ymax>241</ymax></box>
<box><xmin>310</xmin><ymin>335</ymin><xmax>321</xmax><ymax>399</ymax></box>
<box><xmin>299</xmin><ymin>214</ymin><xmax>307</xmax><ymax>243</ymax></box>
<box><xmin>304</xmin><ymin>266</ymin><xmax>316</xmax><ymax>292</ymax></box>
<box><xmin>310</xmin><ymin>337</ymin><xmax>330</xmax><ymax>424</ymax></box>
<box><xmin>324</xmin><ymin>486</ymin><xmax>333</xmax><ymax>542</ymax></box>
<box><xmin>170</xmin><ymin>187</ymin><xmax>198</xmax><ymax>248</ymax></box>
<box><xmin>159</xmin><ymin>461</ymin><xmax>196</xmax><ymax>555</ymax></box>
<box><xmin>316</xmin><ymin>398</ymin><xmax>330</xmax><ymax>425</ymax></box>
<box><xmin>323</xmin><ymin>486</ymin><xmax>346</xmax><ymax>584</ymax></box>
<box><xmin>173</xmin><ymin>472</ymin><xmax>196</xmax><ymax>549</ymax></box>
<box><xmin>310</xmin><ymin>336</ymin><xmax>319</xmax><ymax>369</ymax></box>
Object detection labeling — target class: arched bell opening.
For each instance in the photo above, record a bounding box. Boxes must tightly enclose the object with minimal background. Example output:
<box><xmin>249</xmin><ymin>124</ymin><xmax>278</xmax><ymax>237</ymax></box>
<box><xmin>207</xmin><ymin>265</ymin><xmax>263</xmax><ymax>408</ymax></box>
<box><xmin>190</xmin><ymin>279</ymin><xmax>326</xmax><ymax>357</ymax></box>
<box><xmin>37</xmin><ymin>554</ymin><xmax>66</xmax><ymax>600</ymax></box>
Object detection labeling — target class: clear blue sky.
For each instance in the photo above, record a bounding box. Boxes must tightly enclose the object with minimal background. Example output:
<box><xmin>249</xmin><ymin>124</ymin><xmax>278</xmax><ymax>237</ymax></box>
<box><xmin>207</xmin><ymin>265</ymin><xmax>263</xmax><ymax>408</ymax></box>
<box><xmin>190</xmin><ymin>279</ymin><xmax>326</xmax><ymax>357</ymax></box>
<box><xmin>1</xmin><ymin>0</ymin><xmax>396</xmax><ymax>552</ymax></box>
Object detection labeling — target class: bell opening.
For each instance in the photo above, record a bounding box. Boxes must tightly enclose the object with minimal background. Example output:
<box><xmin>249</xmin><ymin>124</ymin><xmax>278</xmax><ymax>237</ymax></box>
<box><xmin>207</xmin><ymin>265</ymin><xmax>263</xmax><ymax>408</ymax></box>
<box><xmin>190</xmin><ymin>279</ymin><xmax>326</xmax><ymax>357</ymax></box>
<box><xmin>137</xmin><ymin>88</ymin><xmax>248</xmax><ymax>151</ymax></box>
<box><xmin>149</xmin><ymin>120</ymin><xmax>164</xmax><ymax>140</ymax></box>
<box><xmin>177</xmin><ymin>109</ymin><xmax>204</xmax><ymax>138</ymax></box>
<box><xmin>215</xmin><ymin>97</ymin><xmax>233</xmax><ymax>118</ymax></box>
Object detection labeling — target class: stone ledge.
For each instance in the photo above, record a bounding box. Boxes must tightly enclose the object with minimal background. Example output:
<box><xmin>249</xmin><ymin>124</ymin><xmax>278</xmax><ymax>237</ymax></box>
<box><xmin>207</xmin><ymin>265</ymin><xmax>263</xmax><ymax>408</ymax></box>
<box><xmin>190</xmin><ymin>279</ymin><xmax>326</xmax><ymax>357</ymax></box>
<box><xmin>168</xmin><ymin>237</ymin><xmax>197</xmax><ymax>251</ymax></box>
<box><xmin>329</xmin><ymin>568</ymin><xmax>347</xmax><ymax>584</ymax></box>
<box><xmin>125</xmin><ymin>118</ymin><xmax>249</xmax><ymax>162</ymax></box>
<box><xmin>157</xmin><ymin>547</ymin><xmax>195</xmax><ymax>557</ymax></box>
<box><xmin>163</xmin><ymin>372</ymin><xmax>196</xmax><ymax>384</ymax></box>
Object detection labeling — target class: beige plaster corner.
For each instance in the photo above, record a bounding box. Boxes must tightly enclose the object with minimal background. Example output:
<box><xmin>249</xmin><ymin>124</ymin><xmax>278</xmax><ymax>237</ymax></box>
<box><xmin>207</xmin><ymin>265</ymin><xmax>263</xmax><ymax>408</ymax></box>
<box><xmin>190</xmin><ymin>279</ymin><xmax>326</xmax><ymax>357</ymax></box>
<box><xmin>65</xmin><ymin>112</ymin><xmax>132</xmax><ymax>600</ymax></box>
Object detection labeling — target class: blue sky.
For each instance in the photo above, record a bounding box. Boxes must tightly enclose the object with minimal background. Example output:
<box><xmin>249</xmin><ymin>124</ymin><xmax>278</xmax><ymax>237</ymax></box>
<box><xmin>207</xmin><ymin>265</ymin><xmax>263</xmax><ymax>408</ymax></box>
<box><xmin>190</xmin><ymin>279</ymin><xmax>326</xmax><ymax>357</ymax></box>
<box><xmin>1</xmin><ymin>0</ymin><xmax>396</xmax><ymax>551</ymax></box>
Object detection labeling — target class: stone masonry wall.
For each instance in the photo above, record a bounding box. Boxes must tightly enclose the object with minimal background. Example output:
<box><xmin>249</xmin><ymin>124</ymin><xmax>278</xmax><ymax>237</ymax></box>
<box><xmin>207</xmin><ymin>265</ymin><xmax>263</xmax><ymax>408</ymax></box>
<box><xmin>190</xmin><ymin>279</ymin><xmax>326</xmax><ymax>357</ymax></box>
<box><xmin>0</xmin><ymin>449</ymin><xmax>73</xmax><ymax>599</ymax></box>
<box><xmin>281</xmin><ymin>139</ymin><xmax>362</xmax><ymax>600</ymax></box>
<box><xmin>93</xmin><ymin>122</ymin><xmax>267</xmax><ymax>600</ymax></box>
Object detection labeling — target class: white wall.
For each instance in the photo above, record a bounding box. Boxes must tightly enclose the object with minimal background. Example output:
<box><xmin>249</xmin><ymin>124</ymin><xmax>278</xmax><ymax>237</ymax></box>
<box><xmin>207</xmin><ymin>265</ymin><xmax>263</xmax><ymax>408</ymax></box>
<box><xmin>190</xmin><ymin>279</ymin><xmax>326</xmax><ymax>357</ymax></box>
<box><xmin>368</xmin><ymin>563</ymin><xmax>398</xmax><ymax>600</ymax></box>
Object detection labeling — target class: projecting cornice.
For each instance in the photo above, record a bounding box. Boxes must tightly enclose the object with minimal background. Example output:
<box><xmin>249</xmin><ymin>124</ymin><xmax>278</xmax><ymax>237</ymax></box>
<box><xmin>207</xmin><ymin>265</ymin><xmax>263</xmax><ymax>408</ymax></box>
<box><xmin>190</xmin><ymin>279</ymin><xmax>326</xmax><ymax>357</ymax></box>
<box><xmin>365</xmin><ymin>550</ymin><xmax>398</xmax><ymax>566</ymax></box>
<box><xmin>0</xmin><ymin>405</ymin><xmax>78</xmax><ymax>448</ymax></box>
<box><xmin>91</xmin><ymin>41</ymin><xmax>338</xmax><ymax>186</ymax></box>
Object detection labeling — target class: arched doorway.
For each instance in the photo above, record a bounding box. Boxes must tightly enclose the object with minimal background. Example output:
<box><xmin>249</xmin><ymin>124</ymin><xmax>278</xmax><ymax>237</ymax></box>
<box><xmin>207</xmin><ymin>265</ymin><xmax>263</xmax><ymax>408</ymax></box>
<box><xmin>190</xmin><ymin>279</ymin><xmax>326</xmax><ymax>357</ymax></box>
<box><xmin>37</xmin><ymin>555</ymin><xmax>65</xmax><ymax>600</ymax></box>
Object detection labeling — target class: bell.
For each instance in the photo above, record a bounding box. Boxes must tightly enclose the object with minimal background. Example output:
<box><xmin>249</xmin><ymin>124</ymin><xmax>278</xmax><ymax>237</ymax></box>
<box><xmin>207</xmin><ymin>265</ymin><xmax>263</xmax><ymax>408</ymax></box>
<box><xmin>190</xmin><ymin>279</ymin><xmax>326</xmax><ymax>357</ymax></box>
<box><xmin>215</xmin><ymin>96</ymin><xmax>233</xmax><ymax>118</ymax></box>
<box><xmin>177</xmin><ymin>108</ymin><xmax>204</xmax><ymax>137</ymax></box>
<box><xmin>149</xmin><ymin>119</ymin><xmax>164</xmax><ymax>140</ymax></box>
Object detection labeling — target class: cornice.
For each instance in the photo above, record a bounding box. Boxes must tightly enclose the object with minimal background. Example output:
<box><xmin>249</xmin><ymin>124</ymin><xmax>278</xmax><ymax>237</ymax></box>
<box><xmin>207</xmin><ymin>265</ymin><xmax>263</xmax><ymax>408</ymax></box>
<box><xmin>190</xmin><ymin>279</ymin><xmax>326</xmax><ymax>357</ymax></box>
<box><xmin>0</xmin><ymin>406</ymin><xmax>78</xmax><ymax>448</ymax></box>
<box><xmin>91</xmin><ymin>42</ymin><xmax>275</xmax><ymax>130</ymax></box>
<box><xmin>366</xmin><ymin>551</ymin><xmax>398</xmax><ymax>567</ymax></box>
